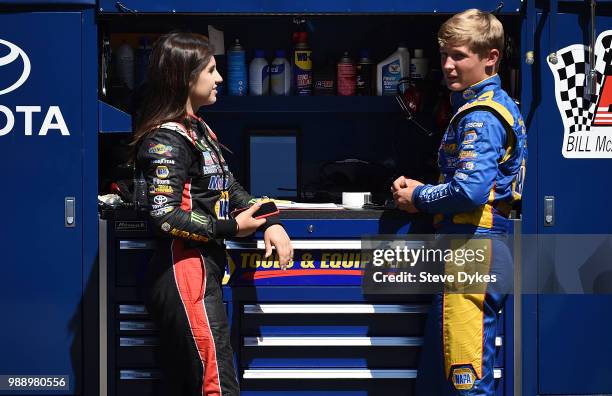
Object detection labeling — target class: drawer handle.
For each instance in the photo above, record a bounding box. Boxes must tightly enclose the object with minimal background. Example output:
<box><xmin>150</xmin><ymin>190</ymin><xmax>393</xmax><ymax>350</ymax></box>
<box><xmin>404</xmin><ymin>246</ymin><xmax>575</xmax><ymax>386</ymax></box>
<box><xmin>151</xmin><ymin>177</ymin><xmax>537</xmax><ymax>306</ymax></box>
<box><xmin>119</xmin><ymin>337</ymin><xmax>159</xmax><ymax>347</ymax></box>
<box><xmin>243</xmin><ymin>369</ymin><xmax>417</xmax><ymax>379</ymax></box>
<box><xmin>243</xmin><ymin>304</ymin><xmax>429</xmax><ymax>314</ymax></box>
<box><xmin>244</xmin><ymin>336</ymin><xmax>423</xmax><ymax>347</ymax></box>
<box><xmin>242</xmin><ymin>369</ymin><xmax>502</xmax><ymax>380</ymax></box>
<box><xmin>118</xmin><ymin>305</ymin><xmax>148</xmax><ymax>315</ymax></box>
<box><xmin>119</xmin><ymin>240</ymin><xmax>156</xmax><ymax>250</ymax></box>
<box><xmin>120</xmin><ymin>321</ymin><xmax>155</xmax><ymax>331</ymax></box>
<box><xmin>119</xmin><ymin>370</ymin><xmax>160</xmax><ymax>380</ymax></box>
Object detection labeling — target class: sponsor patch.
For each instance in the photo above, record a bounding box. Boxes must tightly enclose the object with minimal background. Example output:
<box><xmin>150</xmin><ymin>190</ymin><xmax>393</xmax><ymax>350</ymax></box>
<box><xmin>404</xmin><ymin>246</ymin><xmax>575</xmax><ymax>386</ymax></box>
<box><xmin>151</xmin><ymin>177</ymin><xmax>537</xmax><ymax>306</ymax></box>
<box><xmin>161</xmin><ymin>222</ymin><xmax>171</xmax><ymax>232</ymax></box>
<box><xmin>169</xmin><ymin>228</ymin><xmax>209</xmax><ymax>242</ymax></box>
<box><xmin>152</xmin><ymin>158</ymin><xmax>175</xmax><ymax>165</ymax></box>
<box><xmin>215</xmin><ymin>191</ymin><xmax>230</xmax><ymax>219</ymax></box>
<box><xmin>462</xmin><ymin>144</ymin><xmax>475</xmax><ymax>150</ymax></box>
<box><xmin>208</xmin><ymin>175</ymin><xmax>229</xmax><ymax>190</ymax></box>
<box><xmin>455</xmin><ymin>171</ymin><xmax>469</xmax><ymax>181</ymax></box>
<box><xmin>462</xmin><ymin>161</ymin><xmax>475</xmax><ymax>170</ymax></box>
<box><xmin>151</xmin><ymin>203</ymin><xmax>168</xmax><ymax>210</ymax></box>
<box><xmin>191</xmin><ymin>212</ymin><xmax>210</xmax><ymax>227</ymax></box>
<box><xmin>462</xmin><ymin>89</ymin><xmax>476</xmax><ymax>100</ymax></box>
<box><xmin>465</xmin><ymin>121</ymin><xmax>484</xmax><ymax>129</ymax></box>
<box><xmin>155</xmin><ymin>166</ymin><xmax>170</xmax><ymax>179</ymax></box>
<box><xmin>459</xmin><ymin>151</ymin><xmax>478</xmax><ymax>159</ymax></box>
<box><xmin>463</xmin><ymin>131</ymin><xmax>477</xmax><ymax>143</ymax></box>
<box><xmin>153</xmin><ymin>195</ymin><xmax>168</xmax><ymax>205</ymax></box>
<box><xmin>203</xmin><ymin>152</ymin><xmax>215</xmax><ymax>166</ymax></box>
<box><xmin>149</xmin><ymin>185</ymin><xmax>173</xmax><ymax>194</ymax></box>
<box><xmin>150</xmin><ymin>206</ymin><xmax>174</xmax><ymax>218</ymax></box>
<box><xmin>451</xmin><ymin>367</ymin><xmax>476</xmax><ymax>390</ymax></box>
<box><xmin>203</xmin><ymin>164</ymin><xmax>228</xmax><ymax>175</ymax></box>
<box><xmin>153</xmin><ymin>178</ymin><xmax>170</xmax><ymax>185</ymax></box>
<box><xmin>148</xmin><ymin>143</ymin><xmax>174</xmax><ymax>156</ymax></box>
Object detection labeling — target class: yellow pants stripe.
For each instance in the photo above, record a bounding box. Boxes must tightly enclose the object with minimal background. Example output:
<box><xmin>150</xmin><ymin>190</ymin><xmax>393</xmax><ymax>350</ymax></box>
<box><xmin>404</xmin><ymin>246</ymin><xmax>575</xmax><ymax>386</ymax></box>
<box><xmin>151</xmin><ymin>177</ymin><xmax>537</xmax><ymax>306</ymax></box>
<box><xmin>443</xmin><ymin>238</ymin><xmax>492</xmax><ymax>380</ymax></box>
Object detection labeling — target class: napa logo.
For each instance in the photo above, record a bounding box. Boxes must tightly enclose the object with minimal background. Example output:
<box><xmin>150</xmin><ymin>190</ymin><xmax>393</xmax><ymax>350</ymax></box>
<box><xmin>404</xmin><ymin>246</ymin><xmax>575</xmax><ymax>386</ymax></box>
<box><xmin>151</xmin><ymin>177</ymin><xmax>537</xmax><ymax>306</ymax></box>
<box><xmin>0</xmin><ymin>38</ymin><xmax>70</xmax><ymax>137</ymax></box>
<box><xmin>155</xmin><ymin>166</ymin><xmax>170</xmax><ymax>179</ymax></box>
<box><xmin>451</xmin><ymin>367</ymin><xmax>476</xmax><ymax>390</ymax></box>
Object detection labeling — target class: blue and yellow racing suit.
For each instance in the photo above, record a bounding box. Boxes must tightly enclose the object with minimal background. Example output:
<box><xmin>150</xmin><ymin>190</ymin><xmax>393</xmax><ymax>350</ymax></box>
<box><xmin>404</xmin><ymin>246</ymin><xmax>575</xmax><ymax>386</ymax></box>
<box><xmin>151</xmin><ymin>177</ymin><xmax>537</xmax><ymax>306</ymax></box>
<box><xmin>413</xmin><ymin>75</ymin><xmax>526</xmax><ymax>395</ymax></box>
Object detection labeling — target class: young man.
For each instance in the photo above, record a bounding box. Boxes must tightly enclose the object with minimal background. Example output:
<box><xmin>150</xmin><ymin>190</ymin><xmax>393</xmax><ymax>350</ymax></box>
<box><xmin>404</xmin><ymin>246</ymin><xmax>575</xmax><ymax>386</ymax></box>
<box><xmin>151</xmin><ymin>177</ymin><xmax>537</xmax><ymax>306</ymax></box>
<box><xmin>392</xmin><ymin>9</ymin><xmax>527</xmax><ymax>395</ymax></box>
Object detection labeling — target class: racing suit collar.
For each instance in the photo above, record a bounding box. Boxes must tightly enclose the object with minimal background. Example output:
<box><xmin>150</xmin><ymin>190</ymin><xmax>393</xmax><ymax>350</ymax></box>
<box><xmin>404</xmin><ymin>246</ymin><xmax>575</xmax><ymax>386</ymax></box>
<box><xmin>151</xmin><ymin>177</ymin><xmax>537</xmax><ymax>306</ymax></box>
<box><xmin>450</xmin><ymin>74</ymin><xmax>501</xmax><ymax>112</ymax></box>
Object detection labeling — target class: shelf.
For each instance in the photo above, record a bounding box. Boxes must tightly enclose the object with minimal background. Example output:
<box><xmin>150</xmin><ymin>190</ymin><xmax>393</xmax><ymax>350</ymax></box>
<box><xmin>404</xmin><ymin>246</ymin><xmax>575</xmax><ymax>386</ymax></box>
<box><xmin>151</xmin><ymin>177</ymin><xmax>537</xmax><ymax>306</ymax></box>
<box><xmin>99</xmin><ymin>100</ymin><xmax>132</xmax><ymax>134</ymax></box>
<box><xmin>206</xmin><ymin>95</ymin><xmax>399</xmax><ymax>113</ymax></box>
<box><xmin>99</xmin><ymin>96</ymin><xmax>399</xmax><ymax>132</ymax></box>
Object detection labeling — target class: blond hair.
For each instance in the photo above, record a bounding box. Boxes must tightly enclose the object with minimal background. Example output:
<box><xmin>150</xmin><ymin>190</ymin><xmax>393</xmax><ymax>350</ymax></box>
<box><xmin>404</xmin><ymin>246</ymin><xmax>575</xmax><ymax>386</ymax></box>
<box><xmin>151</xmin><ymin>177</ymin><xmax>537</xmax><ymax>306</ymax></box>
<box><xmin>438</xmin><ymin>9</ymin><xmax>504</xmax><ymax>59</ymax></box>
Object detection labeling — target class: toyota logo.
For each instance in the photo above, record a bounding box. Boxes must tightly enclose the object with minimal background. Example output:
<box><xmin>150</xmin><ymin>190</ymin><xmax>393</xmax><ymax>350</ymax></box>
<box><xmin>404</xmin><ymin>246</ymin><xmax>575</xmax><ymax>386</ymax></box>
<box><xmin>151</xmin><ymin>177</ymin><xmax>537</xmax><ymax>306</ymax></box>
<box><xmin>0</xmin><ymin>39</ymin><xmax>31</xmax><ymax>96</ymax></box>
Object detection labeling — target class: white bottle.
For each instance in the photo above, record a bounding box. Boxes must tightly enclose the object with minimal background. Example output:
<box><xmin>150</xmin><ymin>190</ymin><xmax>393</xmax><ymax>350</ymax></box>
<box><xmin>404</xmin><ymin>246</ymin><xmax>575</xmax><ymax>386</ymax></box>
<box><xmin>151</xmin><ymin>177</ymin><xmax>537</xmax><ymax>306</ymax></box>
<box><xmin>116</xmin><ymin>41</ymin><xmax>135</xmax><ymax>90</ymax></box>
<box><xmin>410</xmin><ymin>49</ymin><xmax>429</xmax><ymax>81</ymax></box>
<box><xmin>376</xmin><ymin>44</ymin><xmax>410</xmax><ymax>96</ymax></box>
<box><xmin>270</xmin><ymin>49</ymin><xmax>291</xmax><ymax>96</ymax></box>
<box><xmin>249</xmin><ymin>49</ymin><xmax>270</xmax><ymax>96</ymax></box>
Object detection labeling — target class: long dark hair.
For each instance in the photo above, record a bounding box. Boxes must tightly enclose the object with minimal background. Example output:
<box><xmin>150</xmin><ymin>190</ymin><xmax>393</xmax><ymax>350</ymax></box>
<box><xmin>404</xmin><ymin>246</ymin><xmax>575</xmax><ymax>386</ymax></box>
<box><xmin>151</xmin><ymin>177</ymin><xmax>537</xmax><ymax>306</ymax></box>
<box><xmin>131</xmin><ymin>32</ymin><xmax>213</xmax><ymax>148</ymax></box>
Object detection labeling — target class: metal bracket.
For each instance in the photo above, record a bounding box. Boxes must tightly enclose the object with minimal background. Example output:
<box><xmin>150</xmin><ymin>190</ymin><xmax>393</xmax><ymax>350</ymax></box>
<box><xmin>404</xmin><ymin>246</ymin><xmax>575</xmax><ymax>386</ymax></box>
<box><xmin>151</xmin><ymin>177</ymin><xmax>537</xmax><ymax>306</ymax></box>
<box><xmin>115</xmin><ymin>1</ymin><xmax>136</xmax><ymax>13</ymax></box>
<box><xmin>585</xmin><ymin>0</ymin><xmax>597</xmax><ymax>98</ymax></box>
<box><xmin>549</xmin><ymin>0</ymin><xmax>559</xmax><ymax>65</ymax></box>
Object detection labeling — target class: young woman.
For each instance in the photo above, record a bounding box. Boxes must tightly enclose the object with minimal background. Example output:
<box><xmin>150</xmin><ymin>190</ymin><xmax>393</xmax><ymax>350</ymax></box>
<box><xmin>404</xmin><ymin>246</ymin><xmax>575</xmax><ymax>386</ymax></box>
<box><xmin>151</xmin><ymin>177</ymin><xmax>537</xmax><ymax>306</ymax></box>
<box><xmin>132</xmin><ymin>32</ymin><xmax>293</xmax><ymax>395</ymax></box>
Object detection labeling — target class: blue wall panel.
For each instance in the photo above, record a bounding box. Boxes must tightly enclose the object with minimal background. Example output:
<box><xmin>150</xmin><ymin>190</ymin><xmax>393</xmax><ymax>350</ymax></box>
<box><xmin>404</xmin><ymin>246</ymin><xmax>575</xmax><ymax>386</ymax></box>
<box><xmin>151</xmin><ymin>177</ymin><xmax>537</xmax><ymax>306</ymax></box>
<box><xmin>536</xmin><ymin>10</ymin><xmax>612</xmax><ymax>395</ymax></box>
<box><xmin>0</xmin><ymin>11</ymin><xmax>86</xmax><ymax>394</ymax></box>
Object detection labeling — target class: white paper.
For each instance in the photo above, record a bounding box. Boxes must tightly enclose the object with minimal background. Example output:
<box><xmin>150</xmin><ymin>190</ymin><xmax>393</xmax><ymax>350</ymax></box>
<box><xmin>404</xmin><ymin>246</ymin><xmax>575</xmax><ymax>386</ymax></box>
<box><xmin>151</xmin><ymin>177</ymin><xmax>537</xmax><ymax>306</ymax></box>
<box><xmin>208</xmin><ymin>25</ymin><xmax>225</xmax><ymax>55</ymax></box>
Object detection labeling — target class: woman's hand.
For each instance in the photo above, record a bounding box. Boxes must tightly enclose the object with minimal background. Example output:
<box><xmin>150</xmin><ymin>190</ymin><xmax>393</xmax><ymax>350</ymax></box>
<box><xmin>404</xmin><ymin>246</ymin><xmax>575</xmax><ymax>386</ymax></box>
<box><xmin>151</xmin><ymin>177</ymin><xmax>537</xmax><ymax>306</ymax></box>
<box><xmin>234</xmin><ymin>202</ymin><xmax>266</xmax><ymax>237</ymax></box>
<box><xmin>263</xmin><ymin>224</ymin><xmax>293</xmax><ymax>270</ymax></box>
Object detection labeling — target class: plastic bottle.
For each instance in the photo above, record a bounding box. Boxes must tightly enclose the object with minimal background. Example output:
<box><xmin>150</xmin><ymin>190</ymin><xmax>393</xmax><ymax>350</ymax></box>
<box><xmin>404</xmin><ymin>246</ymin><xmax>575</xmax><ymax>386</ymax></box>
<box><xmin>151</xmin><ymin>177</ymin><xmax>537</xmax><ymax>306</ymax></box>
<box><xmin>134</xmin><ymin>37</ymin><xmax>152</xmax><ymax>88</ymax></box>
<box><xmin>376</xmin><ymin>44</ymin><xmax>410</xmax><ymax>96</ymax></box>
<box><xmin>249</xmin><ymin>50</ymin><xmax>270</xmax><ymax>96</ymax></box>
<box><xmin>313</xmin><ymin>58</ymin><xmax>336</xmax><ymax>96</ymax></box>
<box><xmin>337</xmin><ymin>52</ymin><xmax>357</xmax><ymax>96</ymax></box>
<box><xmin>116</xmin><ymin>41</ymin><xmax>135</xmax><ymax>90</ymax></box>
<box><xmin>410</xmin><ymin>49</ymin><xmax>429</xmax><ymax>81</ymax></box>
<box><xmin>227</xmin><ymin>39</ymin><xmax>247</xmax><ymax>96</ymax></box>
<box><xmin>356</xmin><ymin>49</ymin><xmax>374</xmax><ymax>96</ymax></box>
<box><xmin>292</xmin><ymin>32</ymin><xmax>313</xmax><ymax>96</ymax></box>
<box><xmin>270</xmin><ymin>50</ymin><xmax>291</xmax><ymax>96</ymax></box>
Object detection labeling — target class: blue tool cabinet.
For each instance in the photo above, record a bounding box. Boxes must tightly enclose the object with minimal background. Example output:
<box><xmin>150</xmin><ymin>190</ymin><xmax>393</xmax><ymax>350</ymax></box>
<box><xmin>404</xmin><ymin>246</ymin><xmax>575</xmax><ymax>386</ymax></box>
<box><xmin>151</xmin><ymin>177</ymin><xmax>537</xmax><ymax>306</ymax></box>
<box><xmin>99</xmin><ymin>209</ymin><xmax>508</xmax><ymax>396</ymax></box>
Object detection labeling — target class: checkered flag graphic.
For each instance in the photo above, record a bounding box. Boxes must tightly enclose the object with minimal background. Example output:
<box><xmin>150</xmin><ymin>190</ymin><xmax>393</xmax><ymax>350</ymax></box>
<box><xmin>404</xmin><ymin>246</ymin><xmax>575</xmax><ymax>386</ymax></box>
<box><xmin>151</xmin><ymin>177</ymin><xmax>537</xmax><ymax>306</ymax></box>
<box><xmin>548</xmin><ymin>31</ymin><xmax>612</xmax><ymax>133</ymax></box>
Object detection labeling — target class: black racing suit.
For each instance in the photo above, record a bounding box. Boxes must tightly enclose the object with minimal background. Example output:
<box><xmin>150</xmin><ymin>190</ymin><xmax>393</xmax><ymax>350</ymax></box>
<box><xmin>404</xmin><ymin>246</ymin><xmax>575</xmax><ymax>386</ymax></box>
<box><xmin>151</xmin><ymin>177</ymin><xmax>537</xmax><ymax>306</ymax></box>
<box><xmin>136</xmin><ymin>115</ymin><xmax>280</xmax><ymax>395</ymax></box>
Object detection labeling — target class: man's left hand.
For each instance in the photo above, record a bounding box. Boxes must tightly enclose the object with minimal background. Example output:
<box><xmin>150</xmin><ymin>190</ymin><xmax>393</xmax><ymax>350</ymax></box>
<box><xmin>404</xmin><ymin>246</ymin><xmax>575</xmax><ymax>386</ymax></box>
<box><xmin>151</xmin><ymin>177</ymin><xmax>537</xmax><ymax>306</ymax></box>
<box><xmin>263</xmin><ymin>224</ymin><xmax>293</xmax><ymax>270</ymax></box>
<box><xmin>392</xmin><ymin>179</ymin><xmax>424</xmax><ymax>213</ymax></box>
